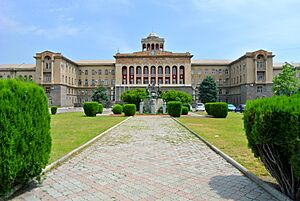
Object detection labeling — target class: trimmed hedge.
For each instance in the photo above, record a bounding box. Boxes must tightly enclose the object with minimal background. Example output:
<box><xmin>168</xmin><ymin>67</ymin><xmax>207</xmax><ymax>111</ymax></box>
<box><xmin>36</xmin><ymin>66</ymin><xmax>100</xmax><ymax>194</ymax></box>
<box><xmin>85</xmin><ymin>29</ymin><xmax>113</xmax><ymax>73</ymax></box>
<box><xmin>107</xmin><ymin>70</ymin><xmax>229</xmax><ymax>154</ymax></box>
<box><xmin>168</xmin><ymin>101</ymin><xmax>182</xmax><ymax>117</ymax></box>
<box><xmin>98</xmin><ymin>103</ymin><xmax>103</xmax><ymax>114</ymax></box>
<box><xmin>112</xmin><ymin>104</ymin><xmax>123</xmax><ymax>114</ymax></box>
<box><xmin>51</xmin><ymin>106</ymin><xmax>58</xmax><ymax>115</ymax></box>
<box><xmin>205</xmin><ymin>102</ymin><xmax>228</xmax><ymax>118</ymax></box>
<box><xmin>83</xmin><ymin>102</ymin><xmax>99</xmax><ymax>117</ymax></box>
<box><xmin>0</xmin><ymin>79</ymin><xmax>51</xmax><ymax>196</ymax></box>
<box><xmin>244</xmin><ymin>95</ymin><xmax>300</xmax><ymax>200</ymax></box>
<box><xmin>123</xmin><ymin>104</ymin><xmax>136</xmax><ymax>116</ymax></box>
<box><xmin>181</xmin><ymin>106</ymin><xmax>189</xmax><ymax>115</ymax></box>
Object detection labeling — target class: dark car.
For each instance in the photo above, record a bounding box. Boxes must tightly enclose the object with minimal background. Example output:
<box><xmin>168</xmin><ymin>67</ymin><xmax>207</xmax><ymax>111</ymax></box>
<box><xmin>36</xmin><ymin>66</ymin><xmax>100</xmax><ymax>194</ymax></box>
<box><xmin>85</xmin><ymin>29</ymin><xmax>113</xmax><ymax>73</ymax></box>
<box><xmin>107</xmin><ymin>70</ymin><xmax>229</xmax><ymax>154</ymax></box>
<box><xmin>235</xmin><ymin>104</ymin><xmax>246</xmax><ymax>112</ymax></box>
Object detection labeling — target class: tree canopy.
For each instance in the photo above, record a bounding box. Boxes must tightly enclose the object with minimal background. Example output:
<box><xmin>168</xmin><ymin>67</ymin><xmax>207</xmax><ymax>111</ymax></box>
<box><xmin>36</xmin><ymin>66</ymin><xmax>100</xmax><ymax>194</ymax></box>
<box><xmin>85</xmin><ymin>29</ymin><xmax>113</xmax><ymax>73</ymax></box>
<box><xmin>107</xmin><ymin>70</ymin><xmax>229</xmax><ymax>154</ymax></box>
<box><xmin>121</xmin><ymin>88</ymin><xmax>147</xmax><ymax>110</ymax></box>
<box><xmin>272</xmin><ymin>63</ymin><xmax>299</xmax><ymax>96</ymax></box>
<box><xmin>91</xmin><ymin>85</ymin><xmax>109</xmax><ymax>105</ymax></box>
<box><xmin>161</xmin><ymin>90</ymin><xmax>192</xmax><ymax>105</ymax></box>
<box><xmin>198</xmin><ymin>76</ymin><xmax>218</xmax><ymax>103</ymax></box>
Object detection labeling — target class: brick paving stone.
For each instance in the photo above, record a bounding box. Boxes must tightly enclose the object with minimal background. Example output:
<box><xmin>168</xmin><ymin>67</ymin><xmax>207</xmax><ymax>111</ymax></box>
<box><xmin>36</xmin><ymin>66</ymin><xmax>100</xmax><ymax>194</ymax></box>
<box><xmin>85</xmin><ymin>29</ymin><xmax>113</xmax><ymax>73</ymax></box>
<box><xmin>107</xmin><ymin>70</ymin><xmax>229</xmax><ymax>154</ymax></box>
<box><xmin>12</xmin><ymin>116</ymin><xmax>279</xmax><ymax>200</ymax></box>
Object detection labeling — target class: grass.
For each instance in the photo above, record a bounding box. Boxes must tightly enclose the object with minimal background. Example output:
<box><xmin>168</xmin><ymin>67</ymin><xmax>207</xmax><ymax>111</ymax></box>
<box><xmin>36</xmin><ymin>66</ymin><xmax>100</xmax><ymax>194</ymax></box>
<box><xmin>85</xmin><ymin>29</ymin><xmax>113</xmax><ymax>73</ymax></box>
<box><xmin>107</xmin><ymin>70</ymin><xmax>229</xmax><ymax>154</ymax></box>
<box><xmin>49</xmin><ymin>112</ymin><xmax>127</xmax><ymax>163</ymax></box>
<box><xmin>179</xmin><ymin>112</ymin><xmax>275</xmax><ymax>183</ymax></box>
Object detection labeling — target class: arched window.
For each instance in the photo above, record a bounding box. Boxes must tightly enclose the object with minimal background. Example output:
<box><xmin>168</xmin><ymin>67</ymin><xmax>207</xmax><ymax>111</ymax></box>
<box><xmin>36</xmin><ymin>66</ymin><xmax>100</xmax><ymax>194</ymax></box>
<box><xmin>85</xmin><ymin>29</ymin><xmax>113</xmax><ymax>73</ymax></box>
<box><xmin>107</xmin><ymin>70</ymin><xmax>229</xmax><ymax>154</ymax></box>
<box><xmin>179</xmin><ymin>66</ymin><xmax>185</xmax><ymax>84</ymax></box>
<box><xmin>129</xmin><ymin>66</ymin><xmax>134</xmax><ymax>84</ymax></box>
<box><xmin>156</xmin><ymin>44</ymin><xmax>159</xmax><ymax>50</ymax></box>
<box><xmin>151</xmin><ymin>66</ymin><xmax>156</xmax><ymax>75</ymax></box>
<box><xmin>151</xmin><ymin>44</ymin><xmax>154</xmax><ymax>50</ymax></box>
<box><xmin>122</xmin><ymin>66</ymin><xmax>127</xmax><ymax>84</ymax></box>
<box><xmin>144</xmin><ymin>66</ymin><xmax>149</xmax><ymax>75</ymax></box>
<box><xmin>44</xmin><ymin>56</ymin><xmax>51</xmax><ymax>69</ymax></box>
<box><xmin>147</xmin><ymin>44</ymin><xmax>150</xmax><ymax>51</ymax></box>
<box><xmin>172</xmin><ymin>66</ymin><xmax>177</xmax><ymax>84</ymax></box>
<box><xmin>136</xmin><ymin>66</ymin><xmax>141</xmax><ymax>75</ymax></box>
<box><xmin>165</xmin><ymin>66</ymin><xmax>170</xmax><ymax>75</ymax></box>
<box><xmin>158</xmin><ymin>66</ymin><xmax>163</xmax><ymax>75</ymax></box>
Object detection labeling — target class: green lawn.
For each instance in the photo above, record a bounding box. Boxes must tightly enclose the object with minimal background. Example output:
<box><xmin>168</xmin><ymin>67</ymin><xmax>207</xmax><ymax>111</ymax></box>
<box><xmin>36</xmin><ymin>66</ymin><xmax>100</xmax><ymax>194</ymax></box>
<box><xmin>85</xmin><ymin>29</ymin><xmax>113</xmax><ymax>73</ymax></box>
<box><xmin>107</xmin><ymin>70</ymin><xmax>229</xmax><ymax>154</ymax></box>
<box><xmin>179</xmin><ymin>112</ymin><xmax>274</xmax><ymax>183</ymax></box>
<box><xmin>49</xmin><ymin>112</ymin><xmax>127</xmax><ymax>163</ymax></box>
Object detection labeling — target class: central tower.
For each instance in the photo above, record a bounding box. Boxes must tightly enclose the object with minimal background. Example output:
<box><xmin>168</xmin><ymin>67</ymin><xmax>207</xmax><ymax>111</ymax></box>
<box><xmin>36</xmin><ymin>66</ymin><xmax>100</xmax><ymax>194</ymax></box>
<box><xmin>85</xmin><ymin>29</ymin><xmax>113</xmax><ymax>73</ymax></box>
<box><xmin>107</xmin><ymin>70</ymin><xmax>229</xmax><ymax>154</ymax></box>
<box><xmin>141</xmin><ymin>33</ymin><xmax>165</xmax><ymax>51</ymax></box>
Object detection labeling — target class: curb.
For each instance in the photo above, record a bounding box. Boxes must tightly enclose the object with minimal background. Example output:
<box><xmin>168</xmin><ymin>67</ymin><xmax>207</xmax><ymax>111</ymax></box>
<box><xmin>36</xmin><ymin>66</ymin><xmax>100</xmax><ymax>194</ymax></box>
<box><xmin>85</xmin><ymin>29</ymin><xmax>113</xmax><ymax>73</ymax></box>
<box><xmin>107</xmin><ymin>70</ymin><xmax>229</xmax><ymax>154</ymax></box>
<box><xmin>4</xmin><ymin>116</ymin><xmax>131</xmax><ymax>200</ymax></box>
<box><xmin>172</xmin><ymin>117</ymin><xmax>291</xmax><ymax>201</ymax></box>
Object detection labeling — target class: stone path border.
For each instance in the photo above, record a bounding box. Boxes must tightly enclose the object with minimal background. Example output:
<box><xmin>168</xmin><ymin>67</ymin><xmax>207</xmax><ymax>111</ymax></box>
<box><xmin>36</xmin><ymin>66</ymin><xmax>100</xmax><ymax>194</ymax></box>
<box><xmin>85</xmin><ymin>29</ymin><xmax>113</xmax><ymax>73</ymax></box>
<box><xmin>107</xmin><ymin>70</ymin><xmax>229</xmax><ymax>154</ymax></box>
<box><xmin>172</xmin><ymin>117</ymin><xmax>292</xmax><ymax>201</ymax></box>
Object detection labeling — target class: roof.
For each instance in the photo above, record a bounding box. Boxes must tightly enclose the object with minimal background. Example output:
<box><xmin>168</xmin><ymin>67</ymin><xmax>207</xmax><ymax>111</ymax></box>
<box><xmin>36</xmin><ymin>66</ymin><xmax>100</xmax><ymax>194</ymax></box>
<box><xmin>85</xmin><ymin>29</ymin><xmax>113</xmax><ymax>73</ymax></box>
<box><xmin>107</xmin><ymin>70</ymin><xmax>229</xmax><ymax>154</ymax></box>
<box><xmin>0</xmin><ymin>64</ymin><xmax>35</xmax><ymax>70</ymax></box>
<box><xmin>148</xmin><ymin>32</ymin><xmax>158</xmax><ymax>37</ymax></box>
<box><xmin>273</xmin><ymin>62</ymin><xmax>300</xmax><ymax>69</ymax></box>
<box><xmin>76</xmin><ymin>60</ymin><xmax>115</xmax><ymax>65</ymax></box>
<box><xmin>192</xmin><ymin>59</ymin><xmax>232</xmax><ymax>65</ymax></box>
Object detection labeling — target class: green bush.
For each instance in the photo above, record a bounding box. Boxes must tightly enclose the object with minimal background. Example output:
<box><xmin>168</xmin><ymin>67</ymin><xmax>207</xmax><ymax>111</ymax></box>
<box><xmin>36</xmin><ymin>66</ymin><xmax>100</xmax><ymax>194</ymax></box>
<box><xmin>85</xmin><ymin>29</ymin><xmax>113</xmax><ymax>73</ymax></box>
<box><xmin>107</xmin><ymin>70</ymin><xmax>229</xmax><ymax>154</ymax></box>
<box><xmin>83</xmin><ymin>102</ymin><xmax>99</xmax><ymax>117</ymax></box>
<box><xmin>112</xmin><ymin>104</ymin><xmax>123</xmax><ymax>114</ymax></box>
<box><xmin>205</xmin><ymin>103</ymin><xmax>213</xmax><ymax>115</ymax></box>
<box><xmin>0</xmin><ymin>79</ymin><xmax>51</xmax><ymax>196</ymax></box>
<box><xmin>168</xmin><ymin>101</ymin><xmax>182</xmax><ymax>117</ymax></box>
<box><xmin>51</xmin><ymin>106</ymin><xmax>58</xmax><ymax>115</ymax></box>
<box><xmin>205</xmin><ymin>102</ymin><xmax>227</xmax><ymax>118</ymax></box>
<box><xmin>123</xmin><ymin>104</ymin><xmax>136</xmax><ymax>116</ymax></box>
<box><xmin>98</xmin><ymin>103</ymin><xmax>103</xmax><ymax>114</ymax></box>
<box><xmin>244</xmin><ymin>95</ymin><xmax>300</xmax><ymax>200</ymax></box>
<box><xmin>181</xmin><ymin>106</ymin><xmax>189</xmax><ymax>115</ymax></box>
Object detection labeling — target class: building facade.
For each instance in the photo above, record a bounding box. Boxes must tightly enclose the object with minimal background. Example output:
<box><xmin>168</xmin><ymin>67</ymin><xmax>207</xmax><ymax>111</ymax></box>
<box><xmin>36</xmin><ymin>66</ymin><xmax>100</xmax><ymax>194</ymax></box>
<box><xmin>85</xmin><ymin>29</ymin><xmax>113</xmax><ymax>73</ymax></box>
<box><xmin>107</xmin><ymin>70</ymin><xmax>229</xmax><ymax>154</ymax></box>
<box><xmin>0</xmin><ymin>33</ymin><xmax>296</xmax><ymax>107</ymax></box>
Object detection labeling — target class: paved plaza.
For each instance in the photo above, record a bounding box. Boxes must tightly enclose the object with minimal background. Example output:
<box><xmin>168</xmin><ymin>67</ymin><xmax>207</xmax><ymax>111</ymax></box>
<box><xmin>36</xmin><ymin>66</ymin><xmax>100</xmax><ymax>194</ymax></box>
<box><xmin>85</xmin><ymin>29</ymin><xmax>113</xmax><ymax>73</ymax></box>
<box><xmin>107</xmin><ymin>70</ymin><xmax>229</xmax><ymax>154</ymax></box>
<box><xmin>13</xmin><ymin>116</ymin><xmax>278</xmax><ymax>201</ymax></box>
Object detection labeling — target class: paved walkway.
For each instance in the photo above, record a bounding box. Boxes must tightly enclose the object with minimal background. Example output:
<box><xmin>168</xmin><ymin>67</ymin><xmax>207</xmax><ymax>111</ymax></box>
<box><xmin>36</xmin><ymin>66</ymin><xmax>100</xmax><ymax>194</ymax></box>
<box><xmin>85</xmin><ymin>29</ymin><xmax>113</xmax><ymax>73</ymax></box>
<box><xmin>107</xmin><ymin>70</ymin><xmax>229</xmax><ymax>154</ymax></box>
<box><xmin>13</xmin><ymin>116</ymin><xmax>278</xmax><ymax>201</ymax></box>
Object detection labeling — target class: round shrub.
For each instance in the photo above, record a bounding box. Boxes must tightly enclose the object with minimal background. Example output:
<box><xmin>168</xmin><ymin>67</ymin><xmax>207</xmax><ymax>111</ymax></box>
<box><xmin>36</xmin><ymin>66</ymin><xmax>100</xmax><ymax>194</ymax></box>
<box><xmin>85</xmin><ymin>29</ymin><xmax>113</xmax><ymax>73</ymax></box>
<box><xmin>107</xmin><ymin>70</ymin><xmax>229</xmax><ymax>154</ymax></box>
<box><xmin>205</xmin><ymin>102</ymin><xmax>227</xmax><ymax>118</ymax></box>
<box><xmin>112</xmin><ymin>104</ymin><xmax>123</xmax><ymax>114</ymax></box>
<box><xmin>244</xmin><ymin>95</ymin><xmax>300</xmax><ymax>200</ymax></box>
<box><xmin>83</xmin><ymin>102</ymin><xmax>99</xmax><ymax>117</ymax></box>
<box><xmin>98</xmin><ymin>103</ymin><xmax>103</xmax><ymax>114</ymax></box>
<box><xmin>0</xmin><ymin>79</ymin><xmax>51</xmax><ymax>196</ymax></box>
<box><xmin>123</xmin><ymin>104</ymin><xmax>136</xmax><ymax>116</ymax></box>
<box><xmin>181</xmin><ymin>106</ymin><xmax>189</xmax><ymax>115</ymax></box>
<box><xmin>168</xmin><ymin>101</ymin><xmax>182</xmax><ymax>117</ymax></box>
<box><xmin>51</xmin><ymin>106</ymin><xmax>58</xmax><ymax>115</ymax></box>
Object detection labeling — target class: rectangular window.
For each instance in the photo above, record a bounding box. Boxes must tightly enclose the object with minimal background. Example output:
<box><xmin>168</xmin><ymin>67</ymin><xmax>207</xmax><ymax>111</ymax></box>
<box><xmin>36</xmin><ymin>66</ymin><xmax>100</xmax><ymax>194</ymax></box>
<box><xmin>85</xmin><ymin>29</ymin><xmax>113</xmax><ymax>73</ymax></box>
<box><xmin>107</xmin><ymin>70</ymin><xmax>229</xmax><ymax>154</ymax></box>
<box><xmin>111</xmin><ymin>70</ymin><xmax>115</xmax><ymax>75</ymax></box>
<box><xmin>257</xmin><ymin>86</ymin><xmax>263</xmax><ymax>93</ymax></box>
<box><xmin>85</xmin><ymin>79</ymin><xmax>88</xmax><ymax>86</ymax></box>
<box><xmin>105</xmin><ymin>70</ymin><xmax>108</xmax><ymax>75</ymax></box>
<box><xmin>205</xmin><ymin>69</ymin><xmax>208</xmax><ymax>75</ymax></box>
<box><xmin>78</xmin><ymin>79</ymin><xmax>82</xmax><ymax>86</ymax></box>
<box><xmin>98</xmin><ymin>69</ymin><xmax>102</xmax><ymax>75</ymax></box>
<box><xmin>198</xmin><ymin>69</ymin><xmax>202</xmax><ymax>74</ymax></box>
<box><xmin>257</xmin><ymin>72</ymin><xmax>265</xmax><ymax>81</ymax></box>
<box><xmin>111</xmin><ymin>79</ymin><xmax>115</xmax><ymax>85</ymax></box>
<box><xmin>191</xmin><ymin>70</ymin><xmax>195</xmax><ymax>75</ymax></box>
<box><xmin>85</xmin><ymin>70</ymin><xmax>88</xmax><ymax>75</ymax></box>
<box><xmin>92</xmin><ymin>70</ymin><xmax>96</xmax><ymax>75</ymax></box>
<box><xmin>92</xmin><ymin>79</ymin><xmax>95</xmax><ymax>86</ymax></box>
<box><xmin>104</xmin><ymin>79</ymin><xmax>108</xmax><ymax>85</ymax></box>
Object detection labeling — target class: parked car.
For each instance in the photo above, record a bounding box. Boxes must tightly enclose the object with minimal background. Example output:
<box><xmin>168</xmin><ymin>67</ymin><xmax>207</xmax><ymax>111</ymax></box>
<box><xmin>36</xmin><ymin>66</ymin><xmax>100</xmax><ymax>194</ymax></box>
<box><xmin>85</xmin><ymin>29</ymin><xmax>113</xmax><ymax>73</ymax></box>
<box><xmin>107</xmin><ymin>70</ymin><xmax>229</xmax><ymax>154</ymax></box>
<box><xmin>195</xmin><ymin>103</ymin><xmax>205</xmax><ymax>111</ymax></box>
<box><xmin>235</xmin><ymin>104</ymin><xmax>246</xmax><ymax>112</ymax></box>
<box><xmin>227</xmin><ymin>104</ymin><xmax>236</xmax><ymax>111</ymax></box>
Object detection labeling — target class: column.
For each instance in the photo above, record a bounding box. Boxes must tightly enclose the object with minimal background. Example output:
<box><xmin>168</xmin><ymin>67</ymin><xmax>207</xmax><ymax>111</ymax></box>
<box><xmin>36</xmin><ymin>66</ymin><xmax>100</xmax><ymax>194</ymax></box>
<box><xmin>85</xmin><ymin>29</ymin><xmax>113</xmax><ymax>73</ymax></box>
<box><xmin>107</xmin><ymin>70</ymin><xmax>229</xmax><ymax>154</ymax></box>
<box><xmin>133</xmin><ymin>66</ymin><xmax>136</xmax><ymax>85</ymax></box>
<box><xmin>177</xmin><ymin>67</ymin><xmax>180</xmax><ymax>85</ymax></box>
<box><xmin>170</xmin><ymin>66</ymin><xmax>173</xmax><ymax>85</ymax></box>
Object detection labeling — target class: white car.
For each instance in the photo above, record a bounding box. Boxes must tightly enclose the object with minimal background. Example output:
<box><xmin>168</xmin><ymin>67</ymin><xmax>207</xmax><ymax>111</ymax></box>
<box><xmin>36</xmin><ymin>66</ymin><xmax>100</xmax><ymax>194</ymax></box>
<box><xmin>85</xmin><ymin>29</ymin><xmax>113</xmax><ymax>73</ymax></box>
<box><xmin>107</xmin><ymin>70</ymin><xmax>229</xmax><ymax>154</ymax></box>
<box><xmin>195</xmin><ymin>103</ymin><xmax>205</xmax><ymax>111</ymax></box>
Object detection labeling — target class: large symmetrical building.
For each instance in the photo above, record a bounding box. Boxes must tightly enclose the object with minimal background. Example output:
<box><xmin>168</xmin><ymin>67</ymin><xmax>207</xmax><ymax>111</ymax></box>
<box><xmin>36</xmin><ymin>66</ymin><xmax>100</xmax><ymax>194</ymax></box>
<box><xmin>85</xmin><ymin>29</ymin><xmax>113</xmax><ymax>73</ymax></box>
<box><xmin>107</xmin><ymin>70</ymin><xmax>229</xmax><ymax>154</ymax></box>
<box><xmin>0</xmin><ymin>33</ymin><xmax>298</xmax><ymax>107</ymax></box>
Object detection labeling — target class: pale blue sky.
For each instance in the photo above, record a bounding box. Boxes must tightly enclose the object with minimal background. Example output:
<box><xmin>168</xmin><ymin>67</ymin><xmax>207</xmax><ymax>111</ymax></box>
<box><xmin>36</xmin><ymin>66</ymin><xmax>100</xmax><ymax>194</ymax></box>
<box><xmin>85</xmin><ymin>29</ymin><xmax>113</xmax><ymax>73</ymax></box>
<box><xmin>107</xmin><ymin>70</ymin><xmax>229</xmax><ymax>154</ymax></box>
<box><xmin>1</xmin><ymin>0</ymin><xmax>300</xmax><ymax>64</ymax></box>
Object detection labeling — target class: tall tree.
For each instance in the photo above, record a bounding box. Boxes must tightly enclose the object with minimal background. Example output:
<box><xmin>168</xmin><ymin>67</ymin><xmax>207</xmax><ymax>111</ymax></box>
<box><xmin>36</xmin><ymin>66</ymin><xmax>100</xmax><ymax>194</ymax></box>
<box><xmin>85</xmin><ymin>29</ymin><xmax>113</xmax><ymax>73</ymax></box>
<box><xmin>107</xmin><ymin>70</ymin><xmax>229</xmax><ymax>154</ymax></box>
<box><xmin>273</xmin><ymin>63</ymin><xmax>299</xmax><ymax>96</ymax></box>
<box><xmin>199</xmin><ymin>76</ymin><xmax>218</xmax><ymax>103</ymax></box>
<box><xmin>91</xmin><ymin>85</ymin><xmax>109</xmax><ymax>105</ymax></box>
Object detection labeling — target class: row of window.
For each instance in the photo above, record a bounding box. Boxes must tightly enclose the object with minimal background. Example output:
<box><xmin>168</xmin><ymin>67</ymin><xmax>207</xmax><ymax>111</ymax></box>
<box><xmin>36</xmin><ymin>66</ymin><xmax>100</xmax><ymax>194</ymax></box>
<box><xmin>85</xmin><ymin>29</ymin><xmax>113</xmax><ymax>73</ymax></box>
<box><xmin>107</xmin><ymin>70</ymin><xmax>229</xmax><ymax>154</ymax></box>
<box><xmin>192</xmin><ymin>68</ymin><xmax>229</xmax><ymax>75</ymax></box>
<box><xmin>0</xmin><ymin>75</ymin><xmax>33</xmax><ymax>79</ymax></box>
<box><xmin>78</xmin><ymin>79</ymin><xmax>115</xmax><ymax>86</ymax></box>
<box><xmin>79</xmin><ymin>69</ymin><xmax>115</xmax><ymax>76</ymax></box>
